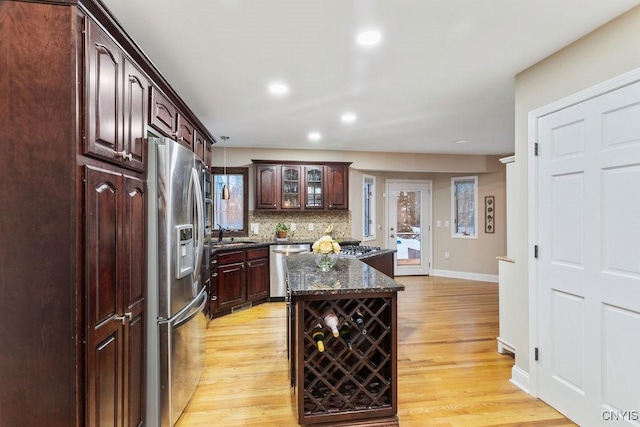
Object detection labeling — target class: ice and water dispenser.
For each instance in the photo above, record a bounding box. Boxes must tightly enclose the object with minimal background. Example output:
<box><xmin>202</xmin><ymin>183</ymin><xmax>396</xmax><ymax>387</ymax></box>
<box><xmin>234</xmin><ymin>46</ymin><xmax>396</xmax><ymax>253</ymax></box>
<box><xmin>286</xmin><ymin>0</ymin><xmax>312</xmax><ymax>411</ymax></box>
<box><xmin>175</xmin><ymin>224</ymin><xmax>195</xmax><ymax>279</ymax></box>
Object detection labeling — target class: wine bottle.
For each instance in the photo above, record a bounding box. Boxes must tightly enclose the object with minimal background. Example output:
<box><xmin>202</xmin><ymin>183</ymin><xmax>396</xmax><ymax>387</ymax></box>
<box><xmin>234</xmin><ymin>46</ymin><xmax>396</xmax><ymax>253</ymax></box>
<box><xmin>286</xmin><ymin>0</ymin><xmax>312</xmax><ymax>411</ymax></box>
<box><xmin>339</xmin><ymin>322</ymin><xmax>353</xmax><ymax>350</ymax></box>
<box><xmin>311</xmin><ymin>324</ymin><xmax>325</xmax><ymax>352</ymax></box>
<box><xmin>323</xmin><ymin>311</ymin><xmax>340</xmax><ymax>337</ymax></box>
<box><xmin>351</xmin><ymin>310</ymin><xmax>367</xmax><ymax>335</ymax></box>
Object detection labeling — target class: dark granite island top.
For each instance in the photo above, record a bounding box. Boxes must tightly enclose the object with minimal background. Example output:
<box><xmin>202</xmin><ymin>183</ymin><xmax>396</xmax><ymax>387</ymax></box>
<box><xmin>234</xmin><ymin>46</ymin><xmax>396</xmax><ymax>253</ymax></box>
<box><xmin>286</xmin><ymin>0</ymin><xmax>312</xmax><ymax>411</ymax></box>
<box><xmin>286</xmin><ymin>253</ymin><xmax>404</xmax><ymax>296</ymax></box>
<box><xmin>286</xmin><ymin>253</ymin><xmax>404</xmax><ymax>426</ymax></box>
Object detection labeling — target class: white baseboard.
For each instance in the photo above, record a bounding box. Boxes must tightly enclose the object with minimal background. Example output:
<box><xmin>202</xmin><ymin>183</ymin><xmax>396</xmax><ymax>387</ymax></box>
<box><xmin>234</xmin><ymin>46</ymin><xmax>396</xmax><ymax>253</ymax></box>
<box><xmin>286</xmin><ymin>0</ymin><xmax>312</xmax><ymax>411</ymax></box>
<box><xmin>431</xmin><ymin>269</ymin><xmax>499</xmax><ymax>283</ymax></box>
<box><xmin>510</xmin><ymin>365</ymin><xmax>531</xmax><ymax>395</ymax></box>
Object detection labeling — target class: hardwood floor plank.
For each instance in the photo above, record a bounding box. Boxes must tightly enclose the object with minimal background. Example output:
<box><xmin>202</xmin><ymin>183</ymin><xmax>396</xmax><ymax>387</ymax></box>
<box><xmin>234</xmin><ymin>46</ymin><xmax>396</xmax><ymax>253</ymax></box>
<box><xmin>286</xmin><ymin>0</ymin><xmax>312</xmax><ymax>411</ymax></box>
<box><xmin>176</xmin><ymin>276</ymin><xmax>575</xmax><ymax>426</ymax></box>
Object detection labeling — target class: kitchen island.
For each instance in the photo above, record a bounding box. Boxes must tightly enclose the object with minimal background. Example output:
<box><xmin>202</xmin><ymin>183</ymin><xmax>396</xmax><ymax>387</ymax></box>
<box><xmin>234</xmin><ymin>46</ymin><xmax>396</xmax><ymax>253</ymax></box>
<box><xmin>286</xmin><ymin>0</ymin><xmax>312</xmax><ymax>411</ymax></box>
<box><xmin>286</xmin><ymin>254</ymin><xmax>405</xmax><ymax>426</ymax></box>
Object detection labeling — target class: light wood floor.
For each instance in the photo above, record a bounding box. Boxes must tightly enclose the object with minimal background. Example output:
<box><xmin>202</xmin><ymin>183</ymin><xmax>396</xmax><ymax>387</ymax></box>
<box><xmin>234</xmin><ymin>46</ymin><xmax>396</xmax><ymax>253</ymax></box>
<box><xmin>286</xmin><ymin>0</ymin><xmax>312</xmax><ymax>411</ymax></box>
<box><xmin>177</xmin><ymin>276</ymin><xmax>575</xmax><ymax>426</ymax></box>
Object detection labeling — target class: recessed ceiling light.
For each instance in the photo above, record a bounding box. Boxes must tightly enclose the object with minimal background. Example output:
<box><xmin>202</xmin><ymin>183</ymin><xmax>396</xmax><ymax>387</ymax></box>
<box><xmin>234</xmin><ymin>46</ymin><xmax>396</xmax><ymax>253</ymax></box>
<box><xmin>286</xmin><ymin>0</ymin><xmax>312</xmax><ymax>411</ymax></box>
<box><xmin>356</xmin><ymin>30</ymin><xmax>382</xmax><ymax>46</ymax></box>
<box><xmin>308</xmin><ymin>132</ymin><xmax>322</xmax><ymax>142</ymax></box>
<box><xmin>268</xmin><ymin>82</ymin><xmax>289</xmax><ymax>96</ymax></box>
<box><xmin>455</xmin><ymin>139</ymin><xmax>468</xmax><ymax>144</ymax></box>
<box><xmin>340</xmin><ymin>113</ymin><xmax>357</xmax><ymax>124</ymax></box>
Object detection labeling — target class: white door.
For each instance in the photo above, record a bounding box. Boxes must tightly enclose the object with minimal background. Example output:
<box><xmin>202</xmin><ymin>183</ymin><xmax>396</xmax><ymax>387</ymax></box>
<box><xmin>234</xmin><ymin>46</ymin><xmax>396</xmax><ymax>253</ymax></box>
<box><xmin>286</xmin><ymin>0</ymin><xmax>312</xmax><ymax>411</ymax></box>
<box><xmin>386</xmin><ymin>180</ymin><xmax>432</xmax><ymax>276</ymax></box>
<box><xmin>537</xmin><ymin>80</ymin><xmax>640</xmax><ymax>426</ymax></box>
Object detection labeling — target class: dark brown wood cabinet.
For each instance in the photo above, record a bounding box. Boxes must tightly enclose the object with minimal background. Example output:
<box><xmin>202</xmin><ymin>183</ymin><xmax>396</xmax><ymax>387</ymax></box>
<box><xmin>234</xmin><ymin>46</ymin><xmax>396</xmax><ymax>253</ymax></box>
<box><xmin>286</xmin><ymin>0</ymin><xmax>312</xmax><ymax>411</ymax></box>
<box><xmin>246</xmin><ymin>247</ymin><xmax>270</xmax><ymax>301</ymax></box>
<box><xmin>255</xmin><ymin>164</ymin><xmax>279</xmax><ymax>210</ymax></box>
<box><xmin>176</xmin><ymin>114</ymin><xmax>195</xmax><ymax>150</ymax></box>
<box><xmin>150</xmin><ymin>86</ymin><xmax>178</xmax><ymax>139</ymax></box>
<box><xmin>361</xmin><ymin>251</ymin><xmax>395</xmax><ymax>278</ymax></box>
<box><xmin>217</xmin><ymin>250</ymin><xmax>247</xmax><ymax>311</ymax></box>
<box><xmin>85</xmin><ymin>19</ymin><xmax>147</xmax><ymax>172</ymax></box>
<box><xmin>304</xmin><ymin>165</ymin><xmax>325</xmax><ymax>209</ymax></box>
<box><xmin>122</xmin><ymin>58</ymin><xmax>148</xmax><ymax>171</ymax></box>
<box><xmin>326</xmin><ymin>163</ymin><xmax>349</xmax><ymax>210</ymax></box>
<box><xmin>84</xmin><ymin>166</ymin><xmax>146</xmax><ymax>427</ymax></box>
<box><xmin>1</xmin><ymin>1</ymin><xmax>216</xmax><ymax>425</ymax></box>
<box><xmin>253</xmin><ymin>161</ymin><xmax>351</xmax><ymax>211</ymax></box>
<box><xmin>209</xmin><ymin>245</ymin><xmax>270</xmax><ymax>316</ymax></box>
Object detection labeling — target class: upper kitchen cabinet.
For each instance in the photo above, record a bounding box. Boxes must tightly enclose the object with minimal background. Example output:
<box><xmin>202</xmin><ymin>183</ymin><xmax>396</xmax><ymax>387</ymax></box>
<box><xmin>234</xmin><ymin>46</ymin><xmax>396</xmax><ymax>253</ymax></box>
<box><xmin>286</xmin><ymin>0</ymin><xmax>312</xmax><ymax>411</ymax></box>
<box><xmin>194</xmin><ymin>130</ymin><xmax>212</xmax><ymax>167</ymax></box>
<box><xmin>149</xmin><ymin>86</ymin><xmax>178</xmax><ymax>140</ymax></box>
<box><xmin>84</xmin><ymin>17</ymin><xmax>148</xmax><ymax>171</ymax></box>
<box><xmin>176</xmin><ymin>114</ymin><xmax>195</xmax><ymax>151</ymax></box>
<box><xmin>281</xmin><ymin>165</ymin><xmax>301</xmax><ymax>209</ymax></box>
<box><xmin>304</xmin><ymin>165</ymin><xmax>325</xmax><ymax>210</ymax></box>
<box><xmin>255</xmin><ymin>164</ymin><xmax>279</xmax><ymax>210</ymax></box>
<box><xmin>326</xmin><ymin>163</ymin><xmax>349</xmax><ymax>210</ymax></box>
<box><xmin>253</xmin><ymin>161</ymin><xmax>351</xmax><ymax>211</ymax></box>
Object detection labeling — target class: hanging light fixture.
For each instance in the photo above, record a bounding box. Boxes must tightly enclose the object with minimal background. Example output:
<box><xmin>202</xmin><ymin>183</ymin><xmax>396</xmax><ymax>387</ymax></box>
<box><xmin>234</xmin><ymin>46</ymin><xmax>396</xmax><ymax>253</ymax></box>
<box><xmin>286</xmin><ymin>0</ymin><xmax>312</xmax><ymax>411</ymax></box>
<box><xmin>220</xmin><ymin>136</ymin><xmax>230</xmax><ymax>200</ymax></box>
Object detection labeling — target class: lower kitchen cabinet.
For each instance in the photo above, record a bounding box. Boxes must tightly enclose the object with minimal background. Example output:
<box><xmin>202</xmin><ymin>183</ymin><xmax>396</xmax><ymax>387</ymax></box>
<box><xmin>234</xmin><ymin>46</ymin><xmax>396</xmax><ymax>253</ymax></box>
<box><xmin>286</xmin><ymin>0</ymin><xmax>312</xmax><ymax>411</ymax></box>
<box><xmin>246</xmin><ymin>247</ymin><xmax>270</xmax><ymax>301</ymax></box>
<box><xmin>84</xmin><ymin>166</ymin><xmax>146</xmax><ymax>427</ymax></box>
<box><xmin>209</xmin><ymin>245</ymin><xmax>270</xmax><ymax>317</ymax></box>
<box><xmin>217</xmin><ymin>250</ymin><xmax>247</xmax><ymax>311</ymax></box>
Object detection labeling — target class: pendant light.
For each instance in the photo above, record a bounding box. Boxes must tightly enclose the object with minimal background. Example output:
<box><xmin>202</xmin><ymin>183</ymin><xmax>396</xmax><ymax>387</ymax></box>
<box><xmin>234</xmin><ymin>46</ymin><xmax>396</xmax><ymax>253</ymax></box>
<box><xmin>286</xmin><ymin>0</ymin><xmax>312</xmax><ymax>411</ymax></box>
<box><xmin>220</xmin><ymin>136</ymin><xmax>230</xmax><ymax>200</ymax></box>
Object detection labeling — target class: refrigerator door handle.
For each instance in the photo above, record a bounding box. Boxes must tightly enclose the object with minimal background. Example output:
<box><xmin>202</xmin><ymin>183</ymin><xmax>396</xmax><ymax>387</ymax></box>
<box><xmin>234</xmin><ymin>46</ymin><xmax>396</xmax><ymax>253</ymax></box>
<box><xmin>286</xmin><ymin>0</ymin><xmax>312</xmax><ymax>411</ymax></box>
<box><xmin>191</xmin><ymin>167</ymin><xmax>205</xmax><ymax>280</ymax></box>
<box><xmin>173</xmin><ymin>290</ymin><xmax>207</xmax><ymax>329</ymax></box>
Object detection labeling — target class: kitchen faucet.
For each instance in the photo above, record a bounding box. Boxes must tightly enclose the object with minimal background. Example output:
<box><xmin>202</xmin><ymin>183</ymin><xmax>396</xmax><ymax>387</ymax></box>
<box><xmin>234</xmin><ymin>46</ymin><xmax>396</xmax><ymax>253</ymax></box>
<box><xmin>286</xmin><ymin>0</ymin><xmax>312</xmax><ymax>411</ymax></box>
<box><xmin>217</xmin><ymin>225</ymin><xmax>227</xmax><ymax>242</ymax></box>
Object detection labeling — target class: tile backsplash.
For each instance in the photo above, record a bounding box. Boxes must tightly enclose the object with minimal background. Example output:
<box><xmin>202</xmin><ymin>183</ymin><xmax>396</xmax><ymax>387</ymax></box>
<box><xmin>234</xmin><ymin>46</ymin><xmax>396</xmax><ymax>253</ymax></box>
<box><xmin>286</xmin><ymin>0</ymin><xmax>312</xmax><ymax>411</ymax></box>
<box><xmin>249</xmin><ymin>210</ymin><xmax>352</xmax><ymax>240</ymax></box>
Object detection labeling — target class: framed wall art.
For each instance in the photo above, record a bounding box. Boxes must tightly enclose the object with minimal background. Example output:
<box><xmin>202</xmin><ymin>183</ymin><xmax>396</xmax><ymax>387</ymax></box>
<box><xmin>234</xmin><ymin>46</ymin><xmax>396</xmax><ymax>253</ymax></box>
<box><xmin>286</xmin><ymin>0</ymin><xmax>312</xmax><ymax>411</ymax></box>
<box><xmin>485</xmin><ymin>196</ymin><xmax>495</xmax><ymax>233</ymax></box>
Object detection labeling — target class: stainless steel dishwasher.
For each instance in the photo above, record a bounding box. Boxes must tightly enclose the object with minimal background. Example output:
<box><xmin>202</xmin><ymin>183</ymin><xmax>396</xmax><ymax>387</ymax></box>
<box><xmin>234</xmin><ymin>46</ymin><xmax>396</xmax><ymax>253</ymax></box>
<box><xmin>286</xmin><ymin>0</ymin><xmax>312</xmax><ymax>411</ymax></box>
<box><xmin>270</xmin><ymin>243</ymin><xmax>310</xmax><ymax>300</ymax></box>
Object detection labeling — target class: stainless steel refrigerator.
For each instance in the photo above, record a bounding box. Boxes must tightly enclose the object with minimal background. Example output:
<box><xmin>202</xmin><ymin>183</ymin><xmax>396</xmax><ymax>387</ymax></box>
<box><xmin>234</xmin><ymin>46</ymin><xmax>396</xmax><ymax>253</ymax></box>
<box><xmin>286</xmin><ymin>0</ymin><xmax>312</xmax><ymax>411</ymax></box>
<box><xmin>147</xmin><ymin>137</ymin><xmax>207</xmax><ymax>426</ymax></box>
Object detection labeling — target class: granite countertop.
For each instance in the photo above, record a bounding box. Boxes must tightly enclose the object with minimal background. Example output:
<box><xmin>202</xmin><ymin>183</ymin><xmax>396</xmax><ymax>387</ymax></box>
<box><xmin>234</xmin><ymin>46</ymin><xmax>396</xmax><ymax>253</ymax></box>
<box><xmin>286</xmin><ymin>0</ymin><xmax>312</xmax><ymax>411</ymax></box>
<box><xmin>286</xmin><ymin>253</ymin><xmax>405</xmax><ymax>296</ymax></box>
<box><xmin>207</xmin><ymin>237</ymin><xmax>361</xmax><ymax>254</ymax></box>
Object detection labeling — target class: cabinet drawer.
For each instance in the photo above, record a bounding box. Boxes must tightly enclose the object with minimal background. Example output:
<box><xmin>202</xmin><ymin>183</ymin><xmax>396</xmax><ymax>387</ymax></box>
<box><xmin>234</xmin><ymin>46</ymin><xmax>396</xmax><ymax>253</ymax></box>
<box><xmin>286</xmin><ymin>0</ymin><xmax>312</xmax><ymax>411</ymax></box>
<box><xmin>218</xmin><ymin>250</ymin><xmax>246</xmax><ymax>264</ymax></box>
<box><xmin>247</xmin><ymin>246</ymin><xmax>269</xmax><ymax>260</ymax></box>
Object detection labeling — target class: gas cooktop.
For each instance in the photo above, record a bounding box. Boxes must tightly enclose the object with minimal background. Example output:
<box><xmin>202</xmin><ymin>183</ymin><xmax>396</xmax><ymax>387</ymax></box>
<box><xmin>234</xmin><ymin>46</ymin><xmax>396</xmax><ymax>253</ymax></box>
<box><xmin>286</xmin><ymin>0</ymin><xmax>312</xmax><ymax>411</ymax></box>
<box><xmin>338</xmin><ymin>245</ymin><xmax>382</xmax><ymax>258</ymax></box>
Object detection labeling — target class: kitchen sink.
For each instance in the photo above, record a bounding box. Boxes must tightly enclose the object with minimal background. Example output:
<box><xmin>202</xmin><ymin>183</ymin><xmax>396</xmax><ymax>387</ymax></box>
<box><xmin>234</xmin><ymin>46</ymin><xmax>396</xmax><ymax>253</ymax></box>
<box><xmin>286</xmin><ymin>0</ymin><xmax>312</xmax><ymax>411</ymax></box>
<box><xmin>210</xmin><ymin>241</ymin><xmax>256</xmax><ymax>248</ymax></box>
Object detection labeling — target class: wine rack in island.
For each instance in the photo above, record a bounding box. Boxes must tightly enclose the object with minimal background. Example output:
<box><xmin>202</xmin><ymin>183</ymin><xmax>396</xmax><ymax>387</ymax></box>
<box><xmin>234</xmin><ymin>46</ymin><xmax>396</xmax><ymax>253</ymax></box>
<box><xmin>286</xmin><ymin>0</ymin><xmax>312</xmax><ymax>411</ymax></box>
<box><xmin>291</xmin><ymin>293</ymin><xmax>399</xmax><ymax>426</ymax></box>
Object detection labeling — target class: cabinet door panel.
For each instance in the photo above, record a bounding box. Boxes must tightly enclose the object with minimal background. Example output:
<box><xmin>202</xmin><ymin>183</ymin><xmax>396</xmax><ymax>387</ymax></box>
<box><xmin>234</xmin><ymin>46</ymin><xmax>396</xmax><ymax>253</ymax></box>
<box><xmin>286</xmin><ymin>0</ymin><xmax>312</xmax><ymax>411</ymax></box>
<box><xmin>85</xmin><ymin>166</ymin><xmax>124</xmax><ymax>427</ymax></box>
<box><xmin>85</xmin><ymin>167</ymin><xmax>121</xmax><ymax>326</ymax></box>
<box><xmin>123</xmin><ymin>59</ymin><xmax>148</xmax><ymax>171</ymax></box>
<box><xmin>204</xmin><ymin>140</ymin><xmax>213</xmax><ymax>168</ymax></box>
<box><xmin>123</xmin><ymin>176</ymin><xmax>146</xmax><ymax>312</ymax></box>
<box><xmin>150</xmin><ymin>87</ymin><xmax>177</xmax><ymax>137</ymax></box>
<box><xmin>217</xmin><ymin>262</ymin><xmax>246</xmax><ymax>309</ymax></box>
<box><xmin>194</xmin><ymin>131</ymin><xmax>205</xmax><ymax>163</ymax></box>
<box><xmin>326</xmin><ymin>165</ymin><xmax>349</xmax><ymax>210</ymax></box>
<box><xmin>122</xmin><ymin>176</ymin><xmax>146</xmax><ymax>425</ymax></box>
<box><xmin>176</xmin><ymin>115</ymin><xmax>195</xmax><ymax>150</ymax></box>
<box><xmin>281</xmin><ymin>166</ymin><xmax>301</xmax><ymax>209</ymax></box>
<box><xmin>255</xmin><ymin>164</ymin><xmax>279</xmax><ymax>210</ymax></box>
<box><xmin>86</xmin><ymin>20</ymin><xmax>121</xmax><ymax>163</ymax></box>
<box><xmin>88</xmin><ymin>331</ymin><xmax>122</xmax><ymax>427</ymax></box>
<box><xmin>304</xmin><ymin>166</ymin><xmax>324</xmax><ymax>209</ymax></box>
<box><xmin>247</xmin><ymin>258</ymin><xmax>269</xmax><ymax>301</ymax></box>
<box><xmin>126</xmin><ymin>311</ymin><xmax>145</xmax><ymax>427</ymax></box>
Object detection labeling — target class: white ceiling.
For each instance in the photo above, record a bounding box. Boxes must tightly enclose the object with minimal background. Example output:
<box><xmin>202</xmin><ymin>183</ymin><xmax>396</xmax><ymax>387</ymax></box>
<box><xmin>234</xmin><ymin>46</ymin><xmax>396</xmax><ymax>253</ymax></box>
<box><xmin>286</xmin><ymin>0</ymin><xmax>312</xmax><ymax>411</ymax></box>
<box><xmin>100</xmin><ymin>0</ymin><xmax>640</xmax><ymax>155</ymax></box>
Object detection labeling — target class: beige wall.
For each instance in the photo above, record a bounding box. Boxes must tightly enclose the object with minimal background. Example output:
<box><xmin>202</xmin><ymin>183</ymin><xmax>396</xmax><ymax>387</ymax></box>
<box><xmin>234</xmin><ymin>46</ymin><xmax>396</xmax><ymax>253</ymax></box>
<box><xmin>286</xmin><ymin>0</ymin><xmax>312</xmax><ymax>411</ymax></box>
<box><xmin>513</xmin><ymin>5</ymin><xmax>640</xmax><ymax>381</ymax></box>
<box><xmin>216</xmin><ymin>146</ymin><xmax>507</xmax><ymax>276</ymax></box>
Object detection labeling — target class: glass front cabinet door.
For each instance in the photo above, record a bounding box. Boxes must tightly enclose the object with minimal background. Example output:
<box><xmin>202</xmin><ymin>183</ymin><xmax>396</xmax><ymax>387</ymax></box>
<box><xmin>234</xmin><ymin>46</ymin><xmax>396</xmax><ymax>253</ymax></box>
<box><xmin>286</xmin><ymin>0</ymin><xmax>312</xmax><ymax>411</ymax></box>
<box><xmin>304</xmin><ymin>166</ymin><xmax>324</xmax><ymax>209</ymax></box>
<box><xmin>281</xmin><ymin>166</ymin><xmax>300</xmax><ymax>209</ymax></box>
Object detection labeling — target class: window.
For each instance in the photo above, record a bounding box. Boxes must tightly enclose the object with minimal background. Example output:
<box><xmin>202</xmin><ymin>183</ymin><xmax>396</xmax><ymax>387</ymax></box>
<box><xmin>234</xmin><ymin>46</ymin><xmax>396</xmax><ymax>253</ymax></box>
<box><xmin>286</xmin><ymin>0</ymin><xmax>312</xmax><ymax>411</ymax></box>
<box><xmin>363</xmin><ymin>175</ymin><xmax>376</xmax><ymax>240</ymax></box>
<box><xmin>212</xmin><ymin>167</ymin><xmax>248</xmax><ymax>236</ymax></box>
<box><xmin>451</xmin><ymin>176</ymin><xmax>478</xmax><ymax>239</ymax></box>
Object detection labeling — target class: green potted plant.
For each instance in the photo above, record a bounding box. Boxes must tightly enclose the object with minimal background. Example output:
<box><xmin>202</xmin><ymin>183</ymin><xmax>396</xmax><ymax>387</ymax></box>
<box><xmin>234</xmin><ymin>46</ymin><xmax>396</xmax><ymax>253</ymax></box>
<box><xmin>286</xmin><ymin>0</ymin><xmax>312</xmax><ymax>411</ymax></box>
<box><xmin>275</xmin><ymin>222</ymin><xmax>290</xmax><ymax>239</ymax></box>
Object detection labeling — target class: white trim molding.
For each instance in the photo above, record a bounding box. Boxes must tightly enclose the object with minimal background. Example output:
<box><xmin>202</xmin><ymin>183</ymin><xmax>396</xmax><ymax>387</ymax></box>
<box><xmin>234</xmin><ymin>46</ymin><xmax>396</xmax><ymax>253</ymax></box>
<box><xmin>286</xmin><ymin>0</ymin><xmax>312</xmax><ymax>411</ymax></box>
<box><xmin>431</xmin><ymin>269</ymin><xmax>498</xmax><ymax>283</ymax></box>
<box><xmin>510</xmin><ymin>365</ymin><xmax>531</xmax><ymax>394</ymax></box>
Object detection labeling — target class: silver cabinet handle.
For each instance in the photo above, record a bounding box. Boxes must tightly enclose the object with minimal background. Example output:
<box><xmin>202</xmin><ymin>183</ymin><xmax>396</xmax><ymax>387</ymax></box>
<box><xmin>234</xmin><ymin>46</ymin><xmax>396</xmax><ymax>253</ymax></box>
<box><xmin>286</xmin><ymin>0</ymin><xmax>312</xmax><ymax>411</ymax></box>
<box><xmin>115</xmin><ymin>150</ymin><xmax>133</xmax><ymax>162</ymax></box>
<box><xmin>211</xmin><ymin>296</ymin><xmax>218</xmax><ymax>301</ymax></box>
<box><xmin>113</xmin><ymin>312</ymin><xmax>132</xmax><ymax>325</ymax></box>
